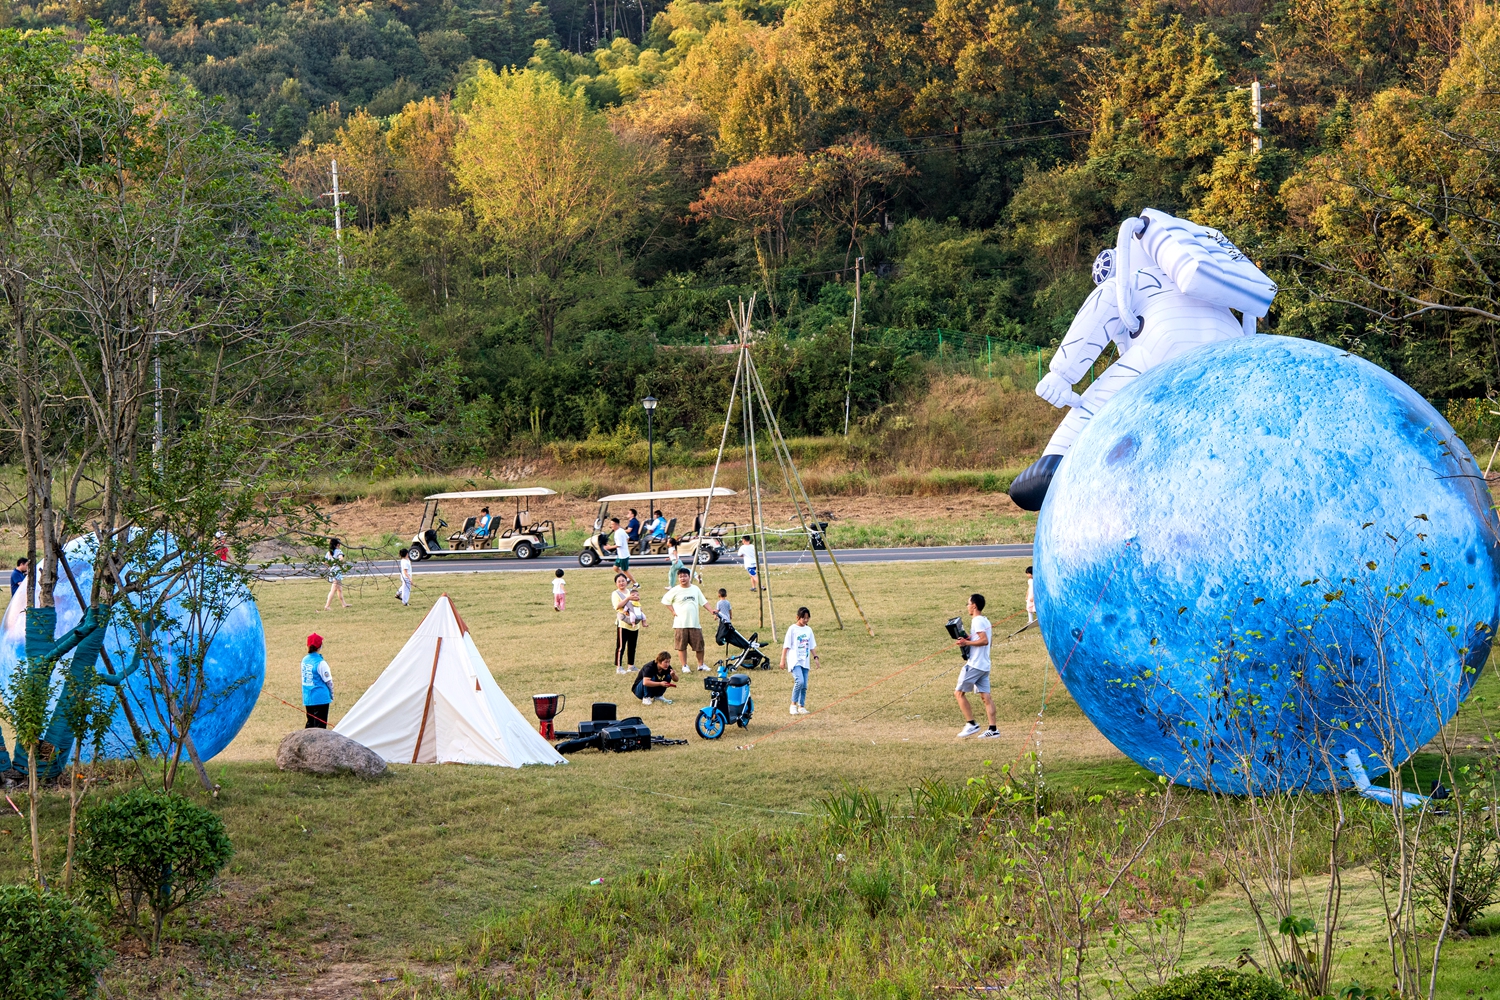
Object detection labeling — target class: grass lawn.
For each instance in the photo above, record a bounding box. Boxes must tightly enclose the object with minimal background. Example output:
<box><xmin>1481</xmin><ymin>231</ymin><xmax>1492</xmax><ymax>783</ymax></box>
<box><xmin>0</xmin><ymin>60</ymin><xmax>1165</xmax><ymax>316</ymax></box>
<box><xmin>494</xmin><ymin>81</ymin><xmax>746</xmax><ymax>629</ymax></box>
<box><xmin>2</xmin><ymin>557</ymin><xmax>1497</xmax><ymax>997</ymax></box>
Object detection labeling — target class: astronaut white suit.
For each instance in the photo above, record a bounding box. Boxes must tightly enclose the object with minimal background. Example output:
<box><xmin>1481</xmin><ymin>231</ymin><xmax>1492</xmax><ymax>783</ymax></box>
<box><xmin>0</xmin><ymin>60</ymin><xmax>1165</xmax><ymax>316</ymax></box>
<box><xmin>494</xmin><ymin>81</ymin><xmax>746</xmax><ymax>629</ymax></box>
<box><xmin>1008</xmin><ymin>209</ymin><xmax>1278</xmax><ymax>511</ymax></box>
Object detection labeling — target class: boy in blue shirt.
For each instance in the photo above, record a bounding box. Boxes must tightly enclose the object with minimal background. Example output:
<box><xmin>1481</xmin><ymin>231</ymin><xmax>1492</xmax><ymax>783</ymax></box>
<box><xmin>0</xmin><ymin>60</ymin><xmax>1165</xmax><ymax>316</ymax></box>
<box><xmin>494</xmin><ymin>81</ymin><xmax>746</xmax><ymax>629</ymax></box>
<box><xmin>301</xmin><ymin>633</ymin><xmax>335</xmax><ymax>728</ymax></box>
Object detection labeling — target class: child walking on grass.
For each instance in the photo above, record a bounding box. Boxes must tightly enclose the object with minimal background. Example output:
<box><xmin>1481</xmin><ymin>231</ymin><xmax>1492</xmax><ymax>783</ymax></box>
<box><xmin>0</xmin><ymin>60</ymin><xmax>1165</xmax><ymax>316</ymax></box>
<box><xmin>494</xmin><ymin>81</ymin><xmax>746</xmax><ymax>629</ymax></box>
<box><xmin>780</xmin><ymin>606</ymin><xmax>818</xmax><ymax>715</ymax></box>
<box><xmin>553</xmin><ymin>569</ymin><xmax>567</xmax><ymax>611</ymax></box>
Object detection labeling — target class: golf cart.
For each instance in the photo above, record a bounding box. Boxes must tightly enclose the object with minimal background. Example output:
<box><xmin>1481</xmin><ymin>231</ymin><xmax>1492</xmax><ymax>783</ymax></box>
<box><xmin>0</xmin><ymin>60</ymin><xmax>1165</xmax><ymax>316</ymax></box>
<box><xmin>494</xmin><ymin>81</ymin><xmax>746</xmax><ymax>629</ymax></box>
<box><xmin>578</xmin><ymin>487</ymin><xmax>735</xmax><ymax>568</ymax></box>
<box><xmin>408</xmin><ymin>488</ymin><xmax>558</xmax><ymax>561</ymax></box>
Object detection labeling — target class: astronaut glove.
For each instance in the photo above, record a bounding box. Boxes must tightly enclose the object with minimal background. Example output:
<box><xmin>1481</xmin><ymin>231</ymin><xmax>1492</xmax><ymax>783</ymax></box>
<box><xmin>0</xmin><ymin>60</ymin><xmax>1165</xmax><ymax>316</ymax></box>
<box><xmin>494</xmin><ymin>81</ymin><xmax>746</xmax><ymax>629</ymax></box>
<box><xmin>1036</xmin><ymin>371</ymin><xmax>1082</xmax><ymax>409</ymax></box>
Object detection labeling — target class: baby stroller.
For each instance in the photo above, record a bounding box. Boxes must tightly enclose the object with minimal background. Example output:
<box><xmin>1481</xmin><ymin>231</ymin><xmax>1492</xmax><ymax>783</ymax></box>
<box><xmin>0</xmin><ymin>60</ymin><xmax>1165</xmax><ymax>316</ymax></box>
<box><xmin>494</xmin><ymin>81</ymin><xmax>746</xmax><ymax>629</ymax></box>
<box><xmin>714</xmin><ymin>621</ymin><xmax>772</xmax><ymax>671</ymax></box>
<box><xmin>696</xmin><ymin>673</ymin><xmax>754</xmax><ymax>739</ymax></box>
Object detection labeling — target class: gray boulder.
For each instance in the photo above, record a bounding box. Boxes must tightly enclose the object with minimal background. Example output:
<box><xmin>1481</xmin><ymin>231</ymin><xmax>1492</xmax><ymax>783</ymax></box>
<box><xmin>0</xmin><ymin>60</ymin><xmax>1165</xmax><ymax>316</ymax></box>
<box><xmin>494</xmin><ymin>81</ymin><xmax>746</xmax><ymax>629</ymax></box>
<box><xmin>276</xmin><ymin>729</ymin><xmax>387</xmax><ymax>778</ymax></box>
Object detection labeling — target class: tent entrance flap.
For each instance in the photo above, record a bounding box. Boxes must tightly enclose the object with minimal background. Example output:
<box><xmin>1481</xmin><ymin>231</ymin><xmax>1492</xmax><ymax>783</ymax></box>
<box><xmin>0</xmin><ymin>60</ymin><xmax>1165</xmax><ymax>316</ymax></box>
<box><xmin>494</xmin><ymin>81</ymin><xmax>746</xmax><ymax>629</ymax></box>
<box><xmin>413</xmin><ymin>636</ymin><xmax>442</xmax><ymax>764</ymax></box>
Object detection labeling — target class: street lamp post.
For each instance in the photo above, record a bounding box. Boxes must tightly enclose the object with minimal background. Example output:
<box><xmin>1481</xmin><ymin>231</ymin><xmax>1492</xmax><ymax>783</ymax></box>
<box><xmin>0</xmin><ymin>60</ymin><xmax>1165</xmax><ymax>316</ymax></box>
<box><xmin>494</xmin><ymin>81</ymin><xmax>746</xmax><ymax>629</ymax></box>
<box><xmin>642</xmin><ymin>396</ymin><xmax>658</xmax><ymax>494</ymax></box>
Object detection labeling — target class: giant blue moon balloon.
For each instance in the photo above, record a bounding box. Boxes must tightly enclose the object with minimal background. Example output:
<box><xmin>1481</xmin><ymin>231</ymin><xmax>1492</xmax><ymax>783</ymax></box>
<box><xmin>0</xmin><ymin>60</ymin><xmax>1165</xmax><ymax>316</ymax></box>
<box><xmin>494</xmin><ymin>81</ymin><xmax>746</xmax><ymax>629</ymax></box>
<box><xmin>0</xmin><ymin>536</ymin><xmax>265</xmax><ymax>762</ymax></box>
<box><xmin>1035</xmin><ymin>336</ymin><xmax>1500</xmax><ymax>793</ymax></box>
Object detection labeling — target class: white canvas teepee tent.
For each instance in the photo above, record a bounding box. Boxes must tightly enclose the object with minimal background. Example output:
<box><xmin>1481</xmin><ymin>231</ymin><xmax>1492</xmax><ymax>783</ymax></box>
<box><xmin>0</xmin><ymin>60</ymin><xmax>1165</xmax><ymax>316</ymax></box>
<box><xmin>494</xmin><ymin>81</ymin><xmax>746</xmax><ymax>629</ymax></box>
<box><xmin>335</xmin><ymin>594</ymin><xmax>565</xmax><ymax>767</ymax></box>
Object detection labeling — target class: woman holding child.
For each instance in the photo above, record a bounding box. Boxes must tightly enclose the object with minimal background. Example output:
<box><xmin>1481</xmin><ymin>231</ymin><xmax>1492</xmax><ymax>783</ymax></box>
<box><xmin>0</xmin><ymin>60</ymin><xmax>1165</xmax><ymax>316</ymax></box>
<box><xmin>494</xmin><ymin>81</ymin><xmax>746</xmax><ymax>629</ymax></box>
<box><xmin>611</xmin><ymin>573</ymin><xmax>645</xmax><ymax>674</ymax></box>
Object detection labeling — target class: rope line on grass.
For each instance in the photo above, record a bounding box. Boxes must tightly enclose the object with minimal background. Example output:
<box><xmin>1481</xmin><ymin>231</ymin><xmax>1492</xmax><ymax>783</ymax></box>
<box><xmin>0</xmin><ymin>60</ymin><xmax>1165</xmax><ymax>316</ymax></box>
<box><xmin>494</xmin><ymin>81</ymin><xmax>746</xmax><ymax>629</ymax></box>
<box><xmin>735</xmin><ymin>604</ymin><xmax>1029</xmax><ymax>748</ymax></box>
<box><xmin>734</xmin><ymin>641</ymin><xmax>956</xmax><ymax>749</ymax></box>
<box><xmin>600</xmin><ymin>782</ymin><xmax>816</xmax><ymax>817</ymax></box>
<box><xmin>850</xmin><ymin>610</ymin><xmax>1033</xmax><ymax>725</ymax></box>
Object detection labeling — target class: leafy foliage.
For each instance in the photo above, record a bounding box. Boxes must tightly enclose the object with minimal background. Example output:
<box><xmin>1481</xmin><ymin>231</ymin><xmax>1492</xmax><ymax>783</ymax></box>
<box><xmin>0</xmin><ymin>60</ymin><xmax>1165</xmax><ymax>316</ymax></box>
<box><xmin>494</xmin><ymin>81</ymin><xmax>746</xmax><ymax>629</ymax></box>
<box><xmin>1133</xmin><ymin>967</ymin><xmax>1297</xmax><ymax>1000</ymax></box>
<box><xmin>76</xmin><ymin>789</ymin><xmax>233</xmax><ymax>955</ymax></box>
<box><xmin>0</xmin><ymin>886</ymin><xmax>109</xmax><ymax>1000</ymax></box>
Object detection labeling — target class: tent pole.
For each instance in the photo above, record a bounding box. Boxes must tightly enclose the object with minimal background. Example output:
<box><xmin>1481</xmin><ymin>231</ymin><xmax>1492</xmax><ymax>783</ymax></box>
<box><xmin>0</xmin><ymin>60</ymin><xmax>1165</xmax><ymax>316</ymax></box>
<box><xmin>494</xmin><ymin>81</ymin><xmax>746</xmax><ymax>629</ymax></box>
<box><xmin>748</xmin><ymin>358</ymin><xmax>874</xmax><ymax>637</ymax></box>
<box><xmin>690</xmin><ymin>320</ymin><xmax>745</xmax><ymax>581</ymax></box>
<box><xmin>412</xmin><ymin>637</ymin><xmax>442</xmax><ymax>763</ymax></box>
<box><xmin>747</xmin><ymin>356</ymin><xmax>842</xmax><ymax>629</ymax></box>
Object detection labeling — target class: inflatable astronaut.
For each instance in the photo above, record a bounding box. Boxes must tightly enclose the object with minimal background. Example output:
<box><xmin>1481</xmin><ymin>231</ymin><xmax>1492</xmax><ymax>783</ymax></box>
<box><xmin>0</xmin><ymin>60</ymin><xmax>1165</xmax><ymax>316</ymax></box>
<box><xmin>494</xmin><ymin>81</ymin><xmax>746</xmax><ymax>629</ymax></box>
<box><xmin>1008</xmin><ymin>209</ymin><xmax>1279</xmax><ymax>511</ymax></box>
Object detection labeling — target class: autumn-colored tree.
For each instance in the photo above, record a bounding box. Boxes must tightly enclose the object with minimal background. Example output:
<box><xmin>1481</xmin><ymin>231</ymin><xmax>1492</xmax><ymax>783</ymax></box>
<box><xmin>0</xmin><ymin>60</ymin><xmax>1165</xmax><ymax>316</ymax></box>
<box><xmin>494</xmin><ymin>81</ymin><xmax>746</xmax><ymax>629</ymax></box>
<box><xmin>802</xmin><ymin>136</ymin><xmax>910</xmax><ymax>266</ymax></box>
<box><xmin>690</xmin><ymin>154</ymin><xmax>810</xmax><ymax>311</ymax></box>
<box><xmin>281</xmin><ymin>107</ymin><xmax>389</xmax><ymax>231</ymax></box>
<box><xmin>387</xmin><ymin>96</ymin><xmax>461</xmax><ymax>212</ymax></box>
<box><xmin>453</xmin><ymin>67</ymin><xmax>645</xmax><ymax>350</ymax></box>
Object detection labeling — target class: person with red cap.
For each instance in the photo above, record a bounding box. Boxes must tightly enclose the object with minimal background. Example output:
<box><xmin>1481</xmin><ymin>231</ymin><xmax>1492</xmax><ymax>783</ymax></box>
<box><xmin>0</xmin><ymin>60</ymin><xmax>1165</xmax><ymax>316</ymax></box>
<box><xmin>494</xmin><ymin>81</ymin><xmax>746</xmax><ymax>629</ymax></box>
<box><xmin>301</xmin><ymin>633</ymin><xmax>334</xmax><ymax>728</ymax></box>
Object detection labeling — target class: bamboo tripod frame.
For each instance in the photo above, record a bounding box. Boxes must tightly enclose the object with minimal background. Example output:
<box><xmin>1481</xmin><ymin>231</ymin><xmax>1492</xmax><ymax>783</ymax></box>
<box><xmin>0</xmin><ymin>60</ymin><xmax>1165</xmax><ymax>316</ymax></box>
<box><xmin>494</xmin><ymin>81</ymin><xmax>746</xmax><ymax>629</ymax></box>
<box><xmin>690</xmin><ymin>297</ymin><xmax>873</xmax><ymax>638</ymax></box>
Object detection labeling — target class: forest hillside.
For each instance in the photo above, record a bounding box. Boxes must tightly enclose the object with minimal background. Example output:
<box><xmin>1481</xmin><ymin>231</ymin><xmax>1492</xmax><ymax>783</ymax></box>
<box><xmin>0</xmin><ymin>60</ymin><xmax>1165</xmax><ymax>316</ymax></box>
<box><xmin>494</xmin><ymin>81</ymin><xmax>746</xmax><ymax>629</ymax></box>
<box><xmin>8</xmin><ymin>0</ymin><xmax>1500</xmax><ymax>466</ymax></box>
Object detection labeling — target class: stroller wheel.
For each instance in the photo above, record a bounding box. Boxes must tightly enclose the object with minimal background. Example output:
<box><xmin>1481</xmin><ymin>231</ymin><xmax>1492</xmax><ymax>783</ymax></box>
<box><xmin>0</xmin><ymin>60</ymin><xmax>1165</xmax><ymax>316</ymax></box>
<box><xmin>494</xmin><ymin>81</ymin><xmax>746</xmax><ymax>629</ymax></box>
<box><xmin>695</xmin><ymin>708</ymin><xmax>727</xmax><ymax>740</ymax></box>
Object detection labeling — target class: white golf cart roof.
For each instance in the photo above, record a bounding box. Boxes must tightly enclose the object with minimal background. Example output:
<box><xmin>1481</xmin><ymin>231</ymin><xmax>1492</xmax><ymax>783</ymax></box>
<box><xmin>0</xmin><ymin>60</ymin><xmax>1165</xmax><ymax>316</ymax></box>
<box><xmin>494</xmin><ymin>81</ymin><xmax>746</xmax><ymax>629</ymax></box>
<box><xmin>597</xmin><ymin>488</ymin><xmax>737</xmax><ymax>502</ymax></box>
<box><xmin>423</xmin><ymin>488</ymin><xmax>558</xmax><ymax>501</ymax></box>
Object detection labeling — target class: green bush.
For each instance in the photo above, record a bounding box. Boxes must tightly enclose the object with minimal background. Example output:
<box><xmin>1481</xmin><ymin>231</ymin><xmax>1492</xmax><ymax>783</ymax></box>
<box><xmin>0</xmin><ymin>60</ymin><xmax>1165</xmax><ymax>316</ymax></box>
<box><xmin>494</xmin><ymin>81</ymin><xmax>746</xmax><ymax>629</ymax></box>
<box><xmin>1136</xmin><ymin>967</ymin><xmax>1297</xmax><ymax>1000</ymax></box>
<box><xmin>77</xmin><ymin>788</ymin><xmax>233</xmax><ymax>955</ymax></box>
<box><xmin>0</xmin><ymin>885</ymin><xmax>109</xmax><ymax>999</ymax></box>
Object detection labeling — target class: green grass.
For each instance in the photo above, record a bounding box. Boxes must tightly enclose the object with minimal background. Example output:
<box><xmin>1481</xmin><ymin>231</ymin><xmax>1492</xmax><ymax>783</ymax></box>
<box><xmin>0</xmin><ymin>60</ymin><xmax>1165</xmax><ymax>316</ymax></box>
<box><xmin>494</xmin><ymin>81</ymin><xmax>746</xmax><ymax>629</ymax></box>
<box><xmin>1</xmin><ymin>559</ymin><xmax>1496</xmax><ymax>997</ymax></box>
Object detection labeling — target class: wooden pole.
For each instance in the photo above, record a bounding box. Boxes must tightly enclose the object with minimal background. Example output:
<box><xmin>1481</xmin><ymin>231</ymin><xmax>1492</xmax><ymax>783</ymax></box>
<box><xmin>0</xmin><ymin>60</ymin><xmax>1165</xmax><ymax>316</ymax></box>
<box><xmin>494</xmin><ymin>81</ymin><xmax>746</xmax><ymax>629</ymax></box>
<box><xmin>747</xmin><ymin>356</ymin><xmax>843</xmax><ymax>629</ymax></box>
<box><xmin>412</xmin><ymin>637</ymin><xmax>443</xmax><ymax>763</ymax></box>
<box><xmin>747</xmin><ymin>359</ymin><xmax>874</xmax><ymax>636</ymax></box>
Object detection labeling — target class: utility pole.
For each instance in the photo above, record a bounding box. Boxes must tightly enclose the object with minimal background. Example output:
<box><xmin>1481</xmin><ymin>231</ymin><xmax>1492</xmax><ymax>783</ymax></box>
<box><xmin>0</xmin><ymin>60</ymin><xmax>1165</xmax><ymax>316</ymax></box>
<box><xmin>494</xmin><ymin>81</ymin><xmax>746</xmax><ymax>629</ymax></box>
<box><xmin>1251</xmin><ymin>80</ymin><xmax>1262</xmax><ymax>152</ymax></box>
<box><xmin>323</xmin><ymin>159</ymin><xmax>345</xmax><ymax>272</ymax></box>
<box><xmin>843</xmin><ymin>256</ymin><xmax>863</xmax><ymax>436</ymax></box>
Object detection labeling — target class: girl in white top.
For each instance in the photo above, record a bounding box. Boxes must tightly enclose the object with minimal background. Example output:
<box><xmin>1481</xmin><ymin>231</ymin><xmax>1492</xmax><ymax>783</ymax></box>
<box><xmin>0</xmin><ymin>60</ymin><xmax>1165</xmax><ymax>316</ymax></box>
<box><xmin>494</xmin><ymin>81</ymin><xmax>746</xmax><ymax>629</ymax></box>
<box><xmin>322</xmin><ymin>538</ymin><xmax>350</xmax><ymax>611</ymax></box>
<box><xmin>780</xmin><ymin>606</ymin><xmax>818</xmax><ymax>714</ymax></box>
<box><xmin>612</xmin><ymin>574</ymin><xmax>644</xmax><ymax>673</ymax></box>
<box><xmin>552</xmin><ymin>569</ymin><xmax>567</xmax><ymax>612</ymax></box>
<box><xmin>397</xmin><ymin>548</ymin><xmax>414</xmax><ymax>606</ymax></box>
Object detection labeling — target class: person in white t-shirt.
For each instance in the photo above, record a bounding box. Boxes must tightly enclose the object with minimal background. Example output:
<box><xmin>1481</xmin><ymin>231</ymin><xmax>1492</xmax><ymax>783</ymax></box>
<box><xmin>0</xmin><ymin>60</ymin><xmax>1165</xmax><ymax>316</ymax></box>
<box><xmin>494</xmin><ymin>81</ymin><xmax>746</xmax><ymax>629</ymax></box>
<box><xmin>780</xmin><ymin>606</ymin><xmax>819</xmax><ymax>715</ymax></box>
<box><xmin>661</xmin><ymin>567</ymin><xmax>709</xmax><ymax>672</ymax></box>
<box><xmin>397</xmin><ymin>548</ymin><xmax>414</xmax><ymax>606</ymax></box>
<box><xmin>954</xmin><ymin>593</ymin><xmax>999</xmax><ymax>738</ymax></box>
<box><xmin>606</xmin><ymin>517</ymin><xmax>637</xmax><ymax>586</ymax></box>
<box><xmin>737</xmin><ymin>535</ymin><xmax>759</xmax><ymax>592</ymax></box>
<box><xmin>552</xmin><ymin>569</ymin><xmax>567</xmax><ymax>612</ymax></box>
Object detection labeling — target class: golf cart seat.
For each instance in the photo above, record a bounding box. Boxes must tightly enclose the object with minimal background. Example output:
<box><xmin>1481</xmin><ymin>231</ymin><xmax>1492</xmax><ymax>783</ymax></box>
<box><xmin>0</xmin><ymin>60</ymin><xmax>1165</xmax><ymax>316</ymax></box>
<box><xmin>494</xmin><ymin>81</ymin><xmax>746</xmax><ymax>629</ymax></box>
<box><xmin>448</xmin><ymin>516</ymin><xmax>477</xmax><ymax>546</ymax></box>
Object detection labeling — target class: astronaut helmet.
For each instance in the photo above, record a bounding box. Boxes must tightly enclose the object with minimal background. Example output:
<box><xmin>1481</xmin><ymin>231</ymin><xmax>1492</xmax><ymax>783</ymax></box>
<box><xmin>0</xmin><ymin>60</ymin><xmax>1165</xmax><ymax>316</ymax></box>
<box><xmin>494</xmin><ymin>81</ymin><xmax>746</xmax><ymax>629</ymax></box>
<box><xmin>1091</xmin><ymin>248</ymin><xmax>1115</xmax><ymax>285</ymax></box>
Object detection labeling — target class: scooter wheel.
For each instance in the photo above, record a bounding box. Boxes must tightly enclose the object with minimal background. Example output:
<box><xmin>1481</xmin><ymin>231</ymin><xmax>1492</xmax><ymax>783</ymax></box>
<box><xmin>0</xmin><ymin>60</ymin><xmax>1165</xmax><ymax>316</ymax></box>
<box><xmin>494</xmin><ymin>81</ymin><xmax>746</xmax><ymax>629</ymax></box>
<box><xmin>740</xmin><ymin>696</ymin><xmax>754</xmax><ymax>725</ymax></box>
<box><xmin>695</xmin><ymin>708</ymin><xmax>726</xmax><ymax>740</ymax></box>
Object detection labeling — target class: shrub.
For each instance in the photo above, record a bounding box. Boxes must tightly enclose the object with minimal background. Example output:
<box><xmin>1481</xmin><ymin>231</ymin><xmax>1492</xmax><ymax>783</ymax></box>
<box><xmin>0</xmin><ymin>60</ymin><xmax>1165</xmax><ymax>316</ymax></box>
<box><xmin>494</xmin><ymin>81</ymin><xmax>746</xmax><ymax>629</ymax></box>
<box><xmin>0</xmin><ymin>885</ymin><xmax>109</xmax><ymax>999</ymax></box>
<box><xmin>76</xmin><ymin>789</ymin><xmax>233</xmax><ymax>955</ymax></box>
<box><xmin>1135</xmin><ymin>967</ymin><xmax>1297</xmax><ymax>1000</ymax></box>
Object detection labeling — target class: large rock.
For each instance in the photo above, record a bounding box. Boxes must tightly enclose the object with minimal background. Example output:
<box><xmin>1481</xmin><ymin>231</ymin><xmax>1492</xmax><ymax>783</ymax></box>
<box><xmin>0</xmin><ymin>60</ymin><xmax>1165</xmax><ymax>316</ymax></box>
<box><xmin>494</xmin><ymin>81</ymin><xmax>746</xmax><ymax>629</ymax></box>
<box><xmin>276</xmin><ymin>729</ymin><xmax>387</xmax><ymax>778</ymax></box>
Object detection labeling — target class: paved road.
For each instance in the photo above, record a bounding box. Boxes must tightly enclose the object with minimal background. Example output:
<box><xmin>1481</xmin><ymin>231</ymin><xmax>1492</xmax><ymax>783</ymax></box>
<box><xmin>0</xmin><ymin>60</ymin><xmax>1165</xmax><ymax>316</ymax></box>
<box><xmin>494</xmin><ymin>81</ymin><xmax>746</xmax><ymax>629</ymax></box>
<box><xmin>261</xmin><ymin>543</ymin><xmax>1034</xmax><ymax>580</ymax></box>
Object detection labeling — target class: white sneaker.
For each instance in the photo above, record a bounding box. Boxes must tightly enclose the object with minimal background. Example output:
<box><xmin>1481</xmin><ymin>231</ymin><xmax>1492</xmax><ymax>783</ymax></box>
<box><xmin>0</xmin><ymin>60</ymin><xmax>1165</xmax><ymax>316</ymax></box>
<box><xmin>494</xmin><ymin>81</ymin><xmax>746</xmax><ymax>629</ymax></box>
<box><xmin>642</xmin><ymin>697</ymin><xmax>653</xmax><ymax>705</ymax></box>
<box><xmin>790</xmin><ymin>704</ymin><xmax>799</xmax><ymax>716</ymax></box>
<box><xmin>659</xmin><ymin>697</ymin><xmax>674</xmax><ymax>705</ymax></box>
<box><xmin>796</xmin><ymin>706</ymin><xmax>809</xmax><ymax>715</ymax></box>
<box><xmin>616</xmin><ymin>666</ymin><xmax>631</xmax><ymax>674</ymax></box>
<box><xmin>697</xmin><ymin>664</ymin><xmax>710</xmax><ymax>671</ymax></box>
<box><xmin>977</xmin><ymin>728</ymin><xmax>1002</xmax><ymax>739</ymax></box>
<box><xmin>957</xmin><ymin>722</ymin><xmax>981</xmax><ymax>738</ymax></box>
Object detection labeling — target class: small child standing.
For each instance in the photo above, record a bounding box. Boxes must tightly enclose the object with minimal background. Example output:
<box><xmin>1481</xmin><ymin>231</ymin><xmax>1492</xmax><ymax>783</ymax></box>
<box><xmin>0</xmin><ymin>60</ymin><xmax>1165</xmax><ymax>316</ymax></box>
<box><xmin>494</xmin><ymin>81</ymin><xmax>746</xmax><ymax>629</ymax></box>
<box><xmin>737</xmin><ymin>535</ymin><xmax>758</xmax><ymax>592</ymax></box>
<box><xmin>780</xmin><ymin>606</ymin><xmax>818</xmax><ymax>715</ymax></box>
<box><xmin>1025</xmin><ymin>565</ymin><xmax>1035</xmax><ymax>624</ymax></box>
<box><xmin>397</xmin><ymin>548</ymin><xmax>414</xmax><ymax>606</ymax></box>
<box><xmin>713</xmin><ymin>587</ymin><xmax>733</xmax><ymax>646</ymax></box>
<box><xmin>552</xmin><ymin>569</ymin><xmax>567</xmax><ymax>612</ymax></box>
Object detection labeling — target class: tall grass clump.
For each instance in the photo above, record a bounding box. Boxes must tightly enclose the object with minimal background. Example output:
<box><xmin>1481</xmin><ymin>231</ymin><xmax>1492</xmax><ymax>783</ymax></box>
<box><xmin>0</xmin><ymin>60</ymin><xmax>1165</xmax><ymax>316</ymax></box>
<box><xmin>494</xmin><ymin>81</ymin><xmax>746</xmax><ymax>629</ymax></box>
<box><xmin>442</xmin><ymin>765</ymin><xmax>1220</xmax><ymax>999</ymax></box>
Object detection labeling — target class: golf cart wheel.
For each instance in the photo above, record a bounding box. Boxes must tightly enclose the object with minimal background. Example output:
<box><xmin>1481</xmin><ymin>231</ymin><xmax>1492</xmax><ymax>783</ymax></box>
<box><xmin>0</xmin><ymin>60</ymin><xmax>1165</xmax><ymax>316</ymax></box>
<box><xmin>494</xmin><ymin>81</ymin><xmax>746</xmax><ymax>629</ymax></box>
<box><xmin>706</xmin><ymin>548</ymin><xmax>721</xmax><ymax>564</ymax></box>
<box><xmin>695</xmin><ymin>708</ymin><xmax>727</xmax><ymax>740</ymax></box>
<box><xmin>408</xmin><ymin>543</ymin><xmax>426</xmax><ymax>561</ymax></box>
<box><xmin>514</xmin><ymin>541</ymin><xmax>536</xmax><ymax>560</ymax></box>
<box><xmin>578</xmin><ymin>548</ymin><xmax>600</xmax><ymax>568</ymax></box>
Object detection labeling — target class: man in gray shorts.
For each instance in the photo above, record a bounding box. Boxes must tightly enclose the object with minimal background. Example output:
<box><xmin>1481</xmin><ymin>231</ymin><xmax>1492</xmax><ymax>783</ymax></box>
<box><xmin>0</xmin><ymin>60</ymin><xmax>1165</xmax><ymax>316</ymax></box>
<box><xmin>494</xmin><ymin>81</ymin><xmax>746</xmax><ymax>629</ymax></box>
<box><xmin>953</xmin><ymin>593</ymin><xmax>1000</xmax><ymax>738</ymax></box>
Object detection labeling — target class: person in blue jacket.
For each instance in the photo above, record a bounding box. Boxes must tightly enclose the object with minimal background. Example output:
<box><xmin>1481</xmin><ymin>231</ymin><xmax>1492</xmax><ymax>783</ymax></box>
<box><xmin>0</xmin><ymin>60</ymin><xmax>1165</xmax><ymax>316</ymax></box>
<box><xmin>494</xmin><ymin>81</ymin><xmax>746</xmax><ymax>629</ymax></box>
<box><xmin>301</xmin><ymin>632</ymin><xmax>335</xmax><ymax>729</ymax></box>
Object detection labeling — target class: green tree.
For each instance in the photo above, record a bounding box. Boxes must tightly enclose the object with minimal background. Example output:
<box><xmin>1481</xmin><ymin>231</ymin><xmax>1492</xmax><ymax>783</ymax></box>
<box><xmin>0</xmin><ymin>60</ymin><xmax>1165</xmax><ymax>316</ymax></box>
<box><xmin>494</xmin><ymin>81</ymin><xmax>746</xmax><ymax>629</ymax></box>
<box><xmin>453</xmin><ymin>67</ymin><xmax>646</xmax><ymax>350</ymax></box>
